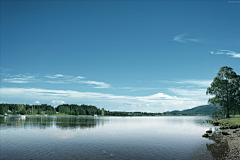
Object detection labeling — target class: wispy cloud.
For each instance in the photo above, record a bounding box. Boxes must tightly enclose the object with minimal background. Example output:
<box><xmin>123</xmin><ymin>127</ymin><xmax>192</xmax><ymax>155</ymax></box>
<box><xmin>44</xmin><ymin>74</ymin><xmax>110</xmax><ymax>88</ymax></box>
<box><xmin>45</xmin><ymin>74</ymin><xmax>85</xmax><ymax>79</ymax></box>
<box><xmin>168</xmin><ymin>88</ymin><xmax>207</xmax><ymax>97</ymax></box>
<box><xmin>1</xmin><ymin>73</ymin><xmax>110</xmax><ymax>89</ymax></box>
<box><xmin>113</xmin><ymin>86</ymin><xmax>160</xmax><ymax>92</ymax></box>
<box><xmin>76</xmin><ymin>76</ymin><xmax>85</xmax><ymax>79</ymax></box>
<box><xmin>45</xmin><ymin>81</ymin><xmax>67</xmax><ymax>84</ymax></box>
<box><xmin>168</xmin><ymin>88</ymin><xmax>212</xmax><ymax>108</ymax></box>
<box><xmin>45</xmin><ymin>74</ymin><xmax>64</xmax><ymax>79</ymax></box>
<box><xmin>0</xmin><ymin>67</ymin><xmax>11</xmax><ymax>75</ymax></box>
<box><xmin>155</xmin><ymin>79</ymin><xmax>212</xmax><ymax>87</ymax></box>
<box><xmin>210</xmin><ymin>50</ymin><xmax>240</xmax><ymax>58</ymax></box>
<box><xmin>2</xmin><ymin>74</ymin><xmax>37</xmax><ymax>83</ymax></box>
<box><xmin>175</xmin><ymin>80</ymin><xmax>212</xmax><ymax>87</ymax></box>
<box><xmin>80</xmin><ymin>81</ymin><xmax>110</xmax><ymax>88</ymax></box>
<box><xmin>173</xmin><ymin>34</ymin><xmax>201</xmax><ymax>43</ymax></box>
<box><xmin>0</xmin><ymin>87</ymin><xmax>208</xmax><ymax>112</ymax></box>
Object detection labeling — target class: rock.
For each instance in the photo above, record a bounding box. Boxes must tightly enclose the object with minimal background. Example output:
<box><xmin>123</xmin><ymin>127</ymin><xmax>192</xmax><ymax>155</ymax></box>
<box><xmin>222</xmin><ymin>131</ymin><xmax>231</xmax><ymax>135</ymax></box>
<box><xmin>202</xmin><ymin>133</ymin><xmax>209</xmax><ymax>137</ymax></box>
<box><xmin>206</xmin><ymin>130</ymin><xmax>212</xmax><ymax>133</ymax></box>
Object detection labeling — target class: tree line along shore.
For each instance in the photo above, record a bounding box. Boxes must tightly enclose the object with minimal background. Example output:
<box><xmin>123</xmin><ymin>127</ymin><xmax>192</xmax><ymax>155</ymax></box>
<box><xmin>0</xmin><ymin>103</ymin><xmax>175</xmax><ymax>116</ymax></box>
<box><xmin>0</xmin><ymin>103</ymin><xmax>217</xmax><ymax>117</ymax></box>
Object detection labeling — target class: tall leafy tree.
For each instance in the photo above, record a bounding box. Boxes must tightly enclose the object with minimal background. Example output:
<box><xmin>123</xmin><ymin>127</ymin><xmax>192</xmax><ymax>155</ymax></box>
<box><xmin>232</xmin><ymin>74</ymin><xmax>240</xmax><ymax>114</ymax></box>
<box><xmin>101</xmin><ymin>108</ymin><xmax>104</xmax><ymax>116</ymax></box>
<box><xmin>206</xmin><ymin>66</ymin><xmax>238</xmax><ymax>118</ymax></box>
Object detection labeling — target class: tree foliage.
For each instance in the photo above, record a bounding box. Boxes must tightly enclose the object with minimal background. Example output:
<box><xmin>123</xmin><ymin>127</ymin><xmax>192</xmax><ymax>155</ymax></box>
<box><xmin>0</xmin><ymin>103</ymin><xmax>56</xmax><ymax>115</ymax></box>
<box><xmin>56</xmin><ymin>104</ymin><xmax>101</xmax><ymax>115</ymax></box>
<box><xmin>206</xmin><ymin>66</ymin><xmax>240</xmax><ymax>118</ymax></box>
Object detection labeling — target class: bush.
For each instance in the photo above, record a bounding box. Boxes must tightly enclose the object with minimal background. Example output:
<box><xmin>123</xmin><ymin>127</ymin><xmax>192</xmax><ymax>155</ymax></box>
<box><xmin>20</xmin><ymin>109</ymin><xmax>26</xmax><ymax>115</ymax></box>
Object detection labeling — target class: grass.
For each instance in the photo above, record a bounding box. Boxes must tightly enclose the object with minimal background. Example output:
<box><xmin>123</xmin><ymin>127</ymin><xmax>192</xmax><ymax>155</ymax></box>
<box><xmin>214</xmin><ymin>115</ymin><xmax>240</xmax><ymax>129</ymax></box>
<box><xmin>233</xmin><ymin>115</ymin><xmax>240</xmax><ymax>118</ymax></box>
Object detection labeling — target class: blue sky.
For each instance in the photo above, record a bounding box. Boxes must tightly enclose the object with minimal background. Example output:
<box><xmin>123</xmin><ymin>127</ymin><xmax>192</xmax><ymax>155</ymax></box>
<box><xmin>1</xmin><ymin>1</ymin><xmax>240</xmax><ymax>112</ymax></box>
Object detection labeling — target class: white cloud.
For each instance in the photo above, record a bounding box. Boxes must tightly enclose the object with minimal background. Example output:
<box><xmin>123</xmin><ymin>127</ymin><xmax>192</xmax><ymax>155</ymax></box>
<box><xmin>156</xmin><ymin>79</ymin><xmax>212</xmax><ymax>87</ymax></box>
<box><xmin>80</xmin><ymin>81</ymin><xmax>110</xmax><ymax>88</ymax></box>
<box><xmin>136</xmin><ymin>93</ymin><xmax>183</xmax><ymax>101</ymax></box>
<box><xmin>3</xmin><ymin>80</ymin><xmax>29</xmax><ymax>83</ymax></box>
<box><xmin>45</xmin><ymin>74</ymin><xmax>64</xmax><ymax>79</ymax></box>
<box><xmin>173</xmin><ymin>34</ymin><xmax>201</xmax><ymax>43</ymax></box>
<box><xmin>2</xmin><ymin>74</ymin><xmax>37</xmax><ymax>83</ymax></box>
<box><xmin>35</xmin><ymin>101</ymin><xmax>40</xmax><ymax>104</ymax></box>
<box><xmin>52</xmin><ymin>100</ymin><xmax>65</xmax><ymax>104</ymax></box>
<box><xmin>168</xmin><ymin>88</ymin><xmax>207</xmax><ymax>97</ymax></box>
<box><xmin>0</xmin><ymin>87</ymin><xmax>209</xmax><ymax>112</ymax></box>
<box><xmin>114</xmin><ymin>86</ymin><xmax>159</xmax><ymax>92</ymax></box>
<box><xmin>44</xmin><ymin>74</ymin><xmax>110</xmax><ymax>88</ymax></box>
<box><xmin>176</xmin><ymin>80</ymin><xmax>212</xmax><ymax>87</ymax></box>
<box><xmin>45</xmin><ymin>81</ymin><xmax>67</xmax><ymax>84</ymax></box>
<box><xmin>1</xmin><ymin>72</ymin><xmax>109</xmax><ymax>89</ymax></box>
<box><xmin>76</xmin><ymin>76</ymin><xmax>85</xmax><ymax>79</ymax></box>
<box><xmin>210</xmin><ymin>50</ymin><xmax>240</xmax><ymax>58</ymax></box>
<box><xmin>168</xmin><ymin>88</ymin><xmax>212</xmax><ymax>106</ymax></box>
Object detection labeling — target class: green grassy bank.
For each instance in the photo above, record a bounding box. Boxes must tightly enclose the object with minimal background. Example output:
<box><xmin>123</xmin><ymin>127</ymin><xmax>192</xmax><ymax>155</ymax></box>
<box><xmin>211</xmin><ymin>115</ymin><xmax>240</xmax><ymax>129</ymax></box>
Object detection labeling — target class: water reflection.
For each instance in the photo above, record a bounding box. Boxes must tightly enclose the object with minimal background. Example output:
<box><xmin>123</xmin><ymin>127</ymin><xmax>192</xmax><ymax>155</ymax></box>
<box><xmin>0</xmin><ymin>116</ymin><xmax>103</xmax><ymax>130</ymax></box>
<box><xmin>56</xmin><ymin>117</ymin><xmax>102</xmax><ymax>130</ymax></box>
<box><xmin>204</xmin><ymin>128</ymin><xmax>230</xmax><ymax>159</ymax></box>
<box><xmin>1</xmin><ymin>116</ymin><xmax>220</xmax><ymax>160</ymax></box>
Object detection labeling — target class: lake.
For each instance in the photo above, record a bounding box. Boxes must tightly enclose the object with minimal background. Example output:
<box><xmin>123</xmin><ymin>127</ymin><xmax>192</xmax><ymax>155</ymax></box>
<box><xmin>0</xmin><ymin>116</ymin><xmax>225</xmax><ymax>160</ymax></box>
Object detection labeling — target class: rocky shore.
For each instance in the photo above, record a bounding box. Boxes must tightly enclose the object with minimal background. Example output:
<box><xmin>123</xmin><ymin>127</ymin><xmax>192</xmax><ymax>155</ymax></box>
<box><xmin>203</xmin><ymin>118</ymin><xmax>240</xmax><ymax>160</ymax></box>
<box><xmin>220</xmin><ymin>128</ymin><xmax>240</xmax><ymax>160</ymax></box>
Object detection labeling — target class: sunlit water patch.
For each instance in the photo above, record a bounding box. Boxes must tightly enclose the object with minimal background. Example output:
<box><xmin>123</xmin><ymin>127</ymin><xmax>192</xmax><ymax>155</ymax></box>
<box><xmin>0</xmin><ymin>116</ymin><xmax>223</xmax><ymax>159</ymax></box>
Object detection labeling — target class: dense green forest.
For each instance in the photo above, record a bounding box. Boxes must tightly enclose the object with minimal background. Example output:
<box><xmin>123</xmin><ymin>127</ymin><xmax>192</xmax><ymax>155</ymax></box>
<box><xmin>0</xmin><ymin>103</ymin><xmax>217</xmax><ymax>116</ymax></box>
<box><xmin>0</xmin><ymin>103</ymin><xmax>104</xmax><ymax>116</ymax></box>
<box><xmin>0</xmin><ymin>103</ymin><xmax>161</xmax><ymax>116</ymax></box>
<box><xmin>0</xmin><ymin>103</ymin><xmax>56</xmax><ymax>115</ymax></box>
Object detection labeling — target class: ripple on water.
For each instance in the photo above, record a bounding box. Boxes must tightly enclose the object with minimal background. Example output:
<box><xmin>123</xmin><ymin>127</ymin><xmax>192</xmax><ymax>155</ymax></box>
<box><xmin>0</xmin><ymin>116</ymin><xmax>219</xmax><ymax>160</ymax></box>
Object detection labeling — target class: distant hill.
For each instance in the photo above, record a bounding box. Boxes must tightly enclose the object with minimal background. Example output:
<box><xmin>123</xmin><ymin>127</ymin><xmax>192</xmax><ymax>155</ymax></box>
<box><xmin>163</xmin><ymin>105</ymin><xmax>216</xmax><ymax>115</ymax></box>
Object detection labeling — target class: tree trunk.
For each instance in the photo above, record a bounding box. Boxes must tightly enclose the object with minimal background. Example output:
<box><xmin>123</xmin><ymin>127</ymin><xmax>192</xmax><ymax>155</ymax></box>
<box><xmin>226</xmin><ymin>108</ymin><xmax>230</xmax><ymax>118</ymax></box>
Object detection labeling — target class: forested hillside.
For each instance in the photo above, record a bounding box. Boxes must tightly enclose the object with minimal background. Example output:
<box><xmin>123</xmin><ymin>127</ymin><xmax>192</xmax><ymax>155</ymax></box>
<box><xmin>163</xmin><ymin>105</ymin><xmax>216</xmax><ymax>115</ymax></box>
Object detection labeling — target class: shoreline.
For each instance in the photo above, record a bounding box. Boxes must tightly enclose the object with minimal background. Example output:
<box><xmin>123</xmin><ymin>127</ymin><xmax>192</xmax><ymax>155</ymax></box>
<box><xmin>205</xmin><ymin>117</ymin><xmax>240</xmax><ymax>159</ymax></box>
<box><xmin>1</xmin><ymin>114</ymin><xmax>212</xmax><ymax>117</ymax></box>
<box><xmin>220</xmin><ymin>128</ymin><xmax>240</xmax><ymax>159</ymax></box>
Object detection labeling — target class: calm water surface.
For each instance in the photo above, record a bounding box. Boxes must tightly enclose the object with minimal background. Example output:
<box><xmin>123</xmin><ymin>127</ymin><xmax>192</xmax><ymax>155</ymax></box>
<box><xmin>0</xmin><ymin>116</ymin><xmax>225</xmax><ymax>160</ymax></box>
